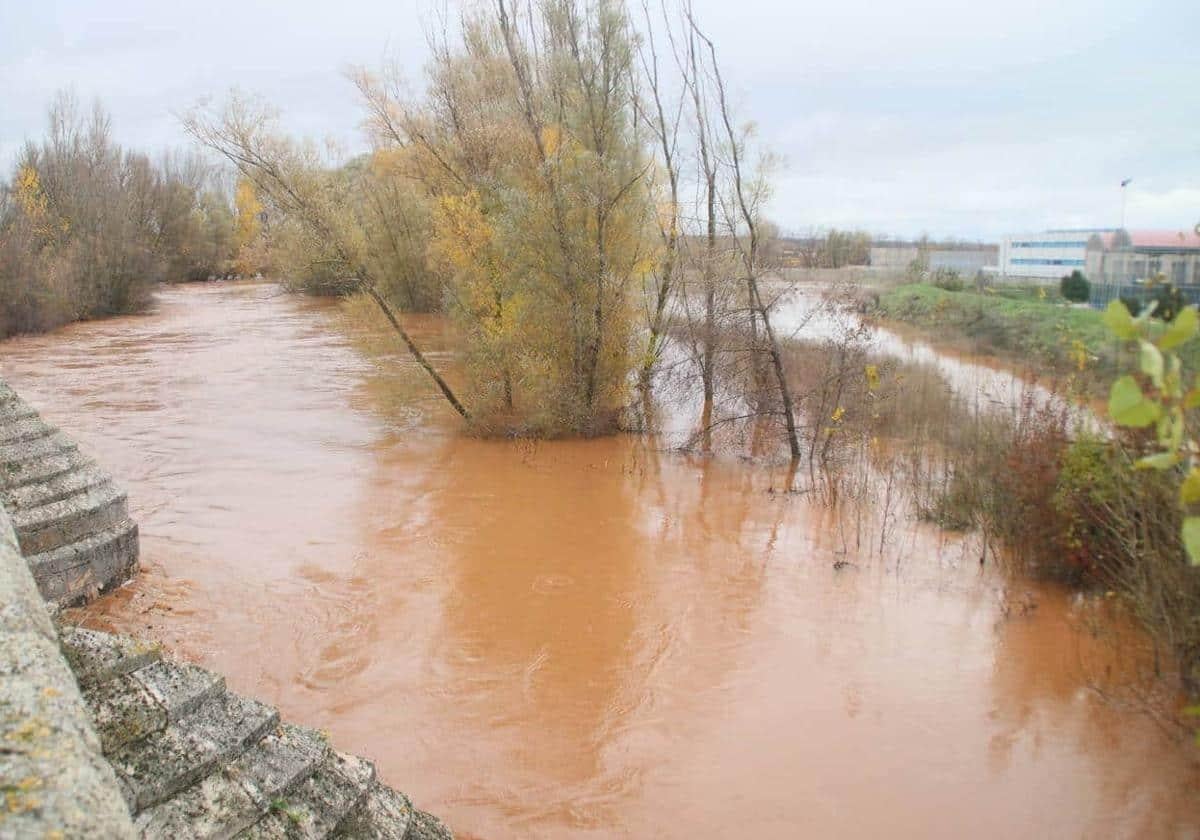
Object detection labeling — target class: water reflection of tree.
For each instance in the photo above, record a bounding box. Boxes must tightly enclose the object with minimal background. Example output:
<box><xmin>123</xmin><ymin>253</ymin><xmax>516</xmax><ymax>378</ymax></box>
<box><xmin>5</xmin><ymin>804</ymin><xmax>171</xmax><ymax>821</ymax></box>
<box><xmin>411</xmin><ymin>434</ymin><xmax>775</xmax><ymax>834</ymax></box>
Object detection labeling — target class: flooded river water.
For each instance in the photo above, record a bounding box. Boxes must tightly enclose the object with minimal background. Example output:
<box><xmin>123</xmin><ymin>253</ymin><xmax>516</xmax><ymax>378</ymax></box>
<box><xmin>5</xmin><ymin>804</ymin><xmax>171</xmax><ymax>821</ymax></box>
<box><xmin>3</xmin><ymin>281</ymin><xmax>1199</xmax><ymax>838</ymax></box>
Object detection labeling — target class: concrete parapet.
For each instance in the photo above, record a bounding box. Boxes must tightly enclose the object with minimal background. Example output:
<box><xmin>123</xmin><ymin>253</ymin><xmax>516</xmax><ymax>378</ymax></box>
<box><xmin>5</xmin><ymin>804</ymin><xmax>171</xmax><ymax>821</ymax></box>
<box><xmin>0</xmin><ymin>501</ymin><xmax>136</xmax><ymax>838</ymax></box>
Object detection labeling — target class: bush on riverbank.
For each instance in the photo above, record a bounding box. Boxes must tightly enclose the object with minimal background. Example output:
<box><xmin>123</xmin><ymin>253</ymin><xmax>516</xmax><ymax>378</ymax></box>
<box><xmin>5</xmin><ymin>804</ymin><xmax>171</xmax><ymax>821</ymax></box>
<box><xmin>781</xmin><ymin>323</ymin><xmax>1200</xmax><ymax>695</ymax></box>
<box><xmin>934</xmin><ymin>407</ymin><xmax>1200</xmax><ymax>691</ymax></box>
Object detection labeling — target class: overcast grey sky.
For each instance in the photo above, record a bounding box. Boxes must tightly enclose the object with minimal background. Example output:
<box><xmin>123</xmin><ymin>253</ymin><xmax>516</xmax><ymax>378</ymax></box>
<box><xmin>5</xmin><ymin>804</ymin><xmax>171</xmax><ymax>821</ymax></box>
<box><xmin>2</xmin><ymin>0</ymin><xmax>1197</xmax><ymax>239</ymax></box>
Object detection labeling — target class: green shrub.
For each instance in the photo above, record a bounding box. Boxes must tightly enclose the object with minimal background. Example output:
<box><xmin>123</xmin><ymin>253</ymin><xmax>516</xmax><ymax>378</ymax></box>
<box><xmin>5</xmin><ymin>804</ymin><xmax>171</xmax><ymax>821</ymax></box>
<box><xmin>1060</xmin><ymin>270</ymin><xmax>1090</xmax><ymax>303</ymax></box>
<box><xmin>1119</xmin><ymin>295</ymin><xmax>1143</xmax><ymax>317</ymax></box>
<box><xmin>931</xmin><ymin>267</ymin><xmax>964</xmax><ymax>292</ymax></box>
<box><xmin>905</xmin><ymin>256</ymin><xmax>929</xmax><ymax>283</ymax></box>
<box><xmin>1148</xmin><ymin>281</ymin><xmax>1186</xmax><ymax>322</ymax></box>
<box><xmin>1052</xmin><ymin>434</ymin><xmax>1124</xmax><ymax>577</ymax></box>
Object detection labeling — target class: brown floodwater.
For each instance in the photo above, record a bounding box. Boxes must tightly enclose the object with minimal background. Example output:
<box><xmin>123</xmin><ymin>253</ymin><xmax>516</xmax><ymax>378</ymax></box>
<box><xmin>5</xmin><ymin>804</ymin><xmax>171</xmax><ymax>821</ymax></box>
<box><xmin>3</xmin><ymin>281</ymin><xmax>1200</xmax><ymax>838</ymax></box>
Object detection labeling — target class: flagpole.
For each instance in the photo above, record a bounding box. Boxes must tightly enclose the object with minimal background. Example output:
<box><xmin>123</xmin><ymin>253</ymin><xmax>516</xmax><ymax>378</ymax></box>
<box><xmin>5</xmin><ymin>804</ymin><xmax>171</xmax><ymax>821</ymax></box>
<box><xmin>1120</xmin><ymin>178</ymin><xmax>1131</xmax><ymax>230</ymax></box>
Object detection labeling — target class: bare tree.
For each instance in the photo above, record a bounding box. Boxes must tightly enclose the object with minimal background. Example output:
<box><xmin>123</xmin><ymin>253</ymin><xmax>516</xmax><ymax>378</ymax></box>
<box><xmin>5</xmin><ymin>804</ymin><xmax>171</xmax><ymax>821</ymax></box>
<box><xmin>688</xmin><ymin>9</ymin><xmax>801</xmax><ymax>461</ymax></box>
<box><xmin>632</xmin><ymin>0</ymin><xmax>685</xmax><ymax>399</ymax></box>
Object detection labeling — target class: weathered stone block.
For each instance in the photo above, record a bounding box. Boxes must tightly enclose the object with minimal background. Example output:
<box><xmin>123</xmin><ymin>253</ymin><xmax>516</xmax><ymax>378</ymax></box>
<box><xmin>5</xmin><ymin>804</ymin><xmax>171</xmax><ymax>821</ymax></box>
<box><xmin>241</xmin><ymin>752</ymin><xmax>375</xmax><ymax>839</ymax></box>
<box><xmin>134</xmin><ymin>659</ymin><xmax>225</xmax><ymax>722</ymax></box>
<box><xmin>108</xmin><ymin>692</ymin><xmax>280</xmax><ymax>810</ymax></box>
<box><xmin>0</xmin><ymin>399</ymin><xmax>36</xmax><ymax>424</ymax></box>
<box><xmin>86</xmin><ymin>672</ymin><xmax>168</xmax><ymax>753</ymax></box>
<box><xmin>131</xmin><ymin>722</ymin><xmax>328</xmax><ymax>838</ymax></box>
<box><xmin>13</xmin><ymin>481</ymin><xmax>128</xmax><ymax>555</ymax></box>
<box><xmin>28</xmin><ymin>520</ymin><xmax>139</xmax><ymax>606</ymax></box>
<box><xmin>404</xmin><ymin>809</ymin><xmax>454</xmax><ymax>840</ymax></box>
<box><xmin>0</xmin><ymin>432</ymin><xmax>78</xmax><ymax>467</ymax></box>
<box><xmin>0</xmin><ymin>503</ymin><xmax>135</xmax><ymax>839</ymax></box>
<box><xmin>0</xmin><ymin>448</ymin><xmax>92</xmax><ymax>492</ymax></box>
<box><xmin>3</xmin><ymin>463</ymin><xmax>110</xmax><ymax>511</ymax></box>
<box><xmin>0</xmin><ymin>416</ymin><xmax>55</xmax><ymax>445</ymax></box>
<box><xmin>334</xmin><ymin>784</ymin><xmax>415</xmax><ymax>839</ymax></box>
<box><xmin>134</xmin><ymin>764</ymin><xmax>261</xmax><ymax>839</ymax></box>
<box><xmin>61</xmin><ymin>626</ymin><xmax>162</xmax><ymax>688</ymax></box>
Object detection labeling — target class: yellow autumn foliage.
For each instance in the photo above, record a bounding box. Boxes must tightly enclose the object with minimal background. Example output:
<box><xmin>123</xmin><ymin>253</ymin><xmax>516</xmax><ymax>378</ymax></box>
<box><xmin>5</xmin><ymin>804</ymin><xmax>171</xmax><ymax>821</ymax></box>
<box><xmin>234</xmin><ymin>178</ymin><xmax>263</xmax><ymax>251</ymax></box>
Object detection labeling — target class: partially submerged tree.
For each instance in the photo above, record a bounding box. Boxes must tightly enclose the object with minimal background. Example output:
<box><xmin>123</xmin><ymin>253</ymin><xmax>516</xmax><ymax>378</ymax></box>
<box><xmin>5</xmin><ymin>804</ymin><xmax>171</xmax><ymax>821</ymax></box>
<box><xmin>631</xmin><ymin>0</ymin><xmax>685</xmax><ymax>403</ymax></box>
<box><xmin>694</xmin><ymin>18</ymin><xmax>800</xmax><ymax>460</ymax></box>
<box><xmin>352</xmin><ymin>0</ymin><xmax>655</xmax><ymax>435</ymax></box>
<box><xmin>181</xmin><ymin>96</ymin><xmax>471</xmax><ymax>421</ymax></box>
<box><xmin>182</xmin><ymin>0</ymin><xmax>799</xmax><ymax>453</ymax></box>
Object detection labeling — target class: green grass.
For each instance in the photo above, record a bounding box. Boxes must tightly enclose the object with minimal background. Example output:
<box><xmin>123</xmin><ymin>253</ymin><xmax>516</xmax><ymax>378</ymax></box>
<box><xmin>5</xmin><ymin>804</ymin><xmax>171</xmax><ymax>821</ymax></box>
<box><xmin>875</xmin><ymin>283</ymin><xmax>1149</xmax><ymax>387</ymax></box>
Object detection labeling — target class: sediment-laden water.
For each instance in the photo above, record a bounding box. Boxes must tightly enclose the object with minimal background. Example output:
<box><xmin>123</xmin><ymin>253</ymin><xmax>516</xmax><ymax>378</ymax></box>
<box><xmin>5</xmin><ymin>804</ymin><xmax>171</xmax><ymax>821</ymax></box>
<box><xmin>3</xmin><ymin>281</ymin><xmax>1198</xmax><ymax>838</ymax></box>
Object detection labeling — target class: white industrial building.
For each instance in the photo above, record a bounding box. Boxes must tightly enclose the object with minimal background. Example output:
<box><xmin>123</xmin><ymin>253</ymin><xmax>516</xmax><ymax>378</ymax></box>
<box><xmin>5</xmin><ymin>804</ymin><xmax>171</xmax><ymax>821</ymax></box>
<box><xmin>994</xmin><ymin>229</ymin><xmax>1114</xmax><ymax>280</ymax></box>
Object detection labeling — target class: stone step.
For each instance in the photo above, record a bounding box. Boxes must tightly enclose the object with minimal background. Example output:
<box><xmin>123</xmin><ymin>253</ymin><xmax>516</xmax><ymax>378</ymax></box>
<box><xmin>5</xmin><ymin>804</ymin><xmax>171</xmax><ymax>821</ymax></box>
<box><xmin>403</xmin><ymin>810</ymin><xmax>452</xmax><ymax>840</ymax></box>
<box><xmin>0</xmin><ymin>397</ymin><xmax>36</xmax><ymax>424</ymax></box>
<box><xmin>85</xmin><ymin>660</ymin><xmax>226</xmax><ymax>753</ymax></box>
<box><xmin>108</xmin><ymin>691</ymin><xmax>281</xmax><ymax>813</ymax></box>
<box><xmin>12</xmin><ymin>480</ymin><xmax>128</xmax><ymax>555</ymax></box>
<box><xmin>29</xmin><ymin>519</ymin><xmax>139</xmax><ymax>607</ymax></box>
<box><xmin>0</xmin><ymin>448</ymin><xmax>93</xmax><ymax>491</ymax></box>
<box><xmin>331</xmin><ymin>785</ymin><xmax>414</xmax><ymax>840</ymax></box>
<box><xmin>2</xmin><ymin>463</ymin><xmax>111</xmax><ymax>512</ymax></box>
<box><xmin>134</xmin><ymin>724</ymin><xmax>330</xmax><ymax>840</ymax></box>
<box><xmin>0</xmin><ymin>430</ymin><xmax>78</xmax><ymax>468</ymax></box>
<box><xmin>58</xmin><ymin>629</ymin><xmax>441</xmax><ymax>838</ymax></box>
<box><xmin>61</xmin><ymin>626</ymin><xmax>163</xmax><ymax>688</ymax></box>
<box><xmin>0</xmin><ymin>415</ymin><xmax>56</xmax><ymax>445</ymax></box>
<box><xmin>238</xmin><ymin>752</ymin><xmax>376</xmax><ymax>839</ymax></box>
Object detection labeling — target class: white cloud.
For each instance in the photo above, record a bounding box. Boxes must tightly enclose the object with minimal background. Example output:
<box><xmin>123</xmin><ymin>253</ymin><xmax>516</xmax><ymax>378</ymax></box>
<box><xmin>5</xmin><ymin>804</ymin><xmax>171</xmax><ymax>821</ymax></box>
<box><xmin>1</xmin><ymin>0</ymin><xmax>1196</xmax><ymax>239</ymax></box>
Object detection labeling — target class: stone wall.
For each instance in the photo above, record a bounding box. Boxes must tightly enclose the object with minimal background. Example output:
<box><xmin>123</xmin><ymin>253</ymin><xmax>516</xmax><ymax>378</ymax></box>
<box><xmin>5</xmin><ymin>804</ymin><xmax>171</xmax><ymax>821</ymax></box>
<box><xmin>0</xmin><ymin>376</ymin><xmax>451</xmax><ymax>837</ymax></box>
<box><xmin>0</xmin><ymin>499</ymin><xmax>136</xmax><ymax>837</ymax></box>
<box><xmin>0</xmin><ymin>378</ymin><xmax>139</xmax><ymax>608</ymax></box>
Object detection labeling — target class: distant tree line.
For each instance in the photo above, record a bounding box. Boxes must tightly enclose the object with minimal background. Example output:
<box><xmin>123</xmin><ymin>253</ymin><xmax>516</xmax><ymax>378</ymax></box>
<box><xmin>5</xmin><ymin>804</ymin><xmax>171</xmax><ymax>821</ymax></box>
<box><xmin>0</xmin><ymin>93</ymin><xmax>235</xmax><ymax>338</ymax></box>
<box><xmin>780</xmin><ymin>229</ymin><xmax>872</xmax><ymax>268</ymax></box>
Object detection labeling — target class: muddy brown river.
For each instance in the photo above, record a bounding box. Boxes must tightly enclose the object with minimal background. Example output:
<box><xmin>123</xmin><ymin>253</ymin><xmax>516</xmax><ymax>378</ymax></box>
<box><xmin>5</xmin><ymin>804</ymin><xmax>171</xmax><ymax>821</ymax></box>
<box><xmin>3</xmin><ymin>281</ymin><xmax>1199</xmax><ymax>838</ymax></box>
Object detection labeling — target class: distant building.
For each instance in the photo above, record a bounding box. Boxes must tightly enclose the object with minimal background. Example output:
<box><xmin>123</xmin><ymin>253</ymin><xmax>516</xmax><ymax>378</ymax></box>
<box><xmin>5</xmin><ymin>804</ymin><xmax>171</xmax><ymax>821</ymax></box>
<box><xmin>1086</xmin><ymin>228</ymin><xmax>1200</xmax><ymax>286</ymax></box>
<box><xmin>868</xmin><ymin>243</ymin><xmax>996</xmax><ymax>274</ymax></box>
<box><xmin>995</xmin><ymin>229</ymin><xmax>1114</xmax><ymax>280</ymax></box>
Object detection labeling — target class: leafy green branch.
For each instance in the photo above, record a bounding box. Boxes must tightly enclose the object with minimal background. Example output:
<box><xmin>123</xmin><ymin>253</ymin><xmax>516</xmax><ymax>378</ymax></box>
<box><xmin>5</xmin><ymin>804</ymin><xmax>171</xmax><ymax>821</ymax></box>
<box><xmin>1104</xmin><ymin>299</ymin><xmax>1200</xmax><ymax>561</ymax></box>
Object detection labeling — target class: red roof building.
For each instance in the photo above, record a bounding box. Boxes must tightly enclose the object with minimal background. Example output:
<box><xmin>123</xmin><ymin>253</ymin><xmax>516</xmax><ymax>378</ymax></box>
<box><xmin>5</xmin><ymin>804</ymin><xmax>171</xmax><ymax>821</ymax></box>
<box><xmin>1086</xmin><ymin>227</ymin><xmax>1200</xmax><ymax>286</ymax></box>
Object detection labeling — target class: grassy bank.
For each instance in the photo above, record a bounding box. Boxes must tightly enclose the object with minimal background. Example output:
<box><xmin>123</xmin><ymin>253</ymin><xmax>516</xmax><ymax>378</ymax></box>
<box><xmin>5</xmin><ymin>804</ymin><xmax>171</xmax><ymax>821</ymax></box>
<box><xmin>874</xmin><ymin>283</ymin><xmax>1137</xmax><ymax>388</ymax></box>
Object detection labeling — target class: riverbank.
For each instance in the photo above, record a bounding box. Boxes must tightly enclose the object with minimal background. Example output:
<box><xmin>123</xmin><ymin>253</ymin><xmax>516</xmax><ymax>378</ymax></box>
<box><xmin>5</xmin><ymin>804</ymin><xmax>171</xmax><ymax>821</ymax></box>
<box><xmin>828</xmin><ymin>281</ymin><xmax>1200</xmax><ymax>702</ymax></box>
<box><xmin>873</xmin><ymin>283</ymin><xmax>1140</xmax><ymax>392</ymax></box>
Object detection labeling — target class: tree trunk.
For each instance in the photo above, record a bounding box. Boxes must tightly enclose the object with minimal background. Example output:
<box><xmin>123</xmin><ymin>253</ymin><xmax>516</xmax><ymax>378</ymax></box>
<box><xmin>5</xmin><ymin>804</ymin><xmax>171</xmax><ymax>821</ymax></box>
<box><xmin>748</xmin><ymin>276</ymin><xmax>800</xmax><ymax>461</ymax></box>
<box><xmin>363</xmin><ymin>286</ymin><xmax>471</xmax><ymax>422</ymax></box>
<box><xmin>700</xmin><ymin>281</ymin><xmax>716</xmax><ymax>453</ymax></box>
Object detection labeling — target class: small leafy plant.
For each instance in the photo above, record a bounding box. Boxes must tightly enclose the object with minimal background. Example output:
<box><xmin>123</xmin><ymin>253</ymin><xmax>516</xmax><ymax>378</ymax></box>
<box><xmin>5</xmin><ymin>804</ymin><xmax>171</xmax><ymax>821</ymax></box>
<box><xmin>1104</xmin><ymin>299</ymin><xmax>1200</xmax><ymax>561</ymax></box>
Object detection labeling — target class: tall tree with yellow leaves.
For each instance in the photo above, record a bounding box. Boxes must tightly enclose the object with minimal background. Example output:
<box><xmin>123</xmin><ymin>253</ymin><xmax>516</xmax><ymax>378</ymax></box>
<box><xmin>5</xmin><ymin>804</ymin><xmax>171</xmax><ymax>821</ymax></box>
<box><xmin>231</xmin><ymin>177</ymin><xmax>264</xmax><ymax>274</ymax></box>
<box><xmin>354</xmin><ymin>0</ymin><xmax>654</xmax><ymax>434</ymax></box>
